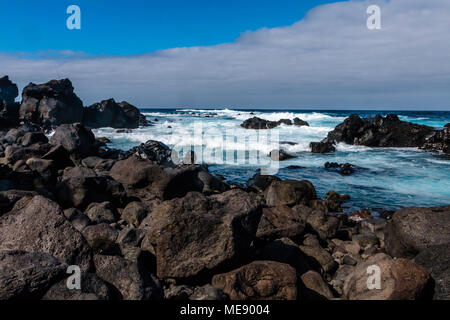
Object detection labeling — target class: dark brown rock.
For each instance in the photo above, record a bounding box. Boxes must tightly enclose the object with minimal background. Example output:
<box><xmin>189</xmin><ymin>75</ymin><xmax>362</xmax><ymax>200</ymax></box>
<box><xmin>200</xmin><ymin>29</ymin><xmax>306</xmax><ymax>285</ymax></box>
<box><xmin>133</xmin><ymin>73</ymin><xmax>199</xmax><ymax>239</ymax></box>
<box><xmin>264</xmin><ymin>180</ymin><xmax>316</xmax><ymax>207</ymax></box>
<box><xmin>212</xmin><ymin>261</ymin><xmax>297</xmax><ymax>300</ymax></box>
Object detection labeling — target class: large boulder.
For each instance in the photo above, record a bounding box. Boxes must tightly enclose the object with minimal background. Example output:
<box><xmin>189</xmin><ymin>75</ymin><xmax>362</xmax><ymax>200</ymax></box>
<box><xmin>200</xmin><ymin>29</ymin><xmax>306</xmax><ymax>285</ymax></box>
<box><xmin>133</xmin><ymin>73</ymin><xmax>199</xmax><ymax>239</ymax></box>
<box><xmin>246</xmin><ymin>173</ymin><xmax>281</xmax><ymax>191</ymax></box>
<box><xmin>384</xmin><ymin>205</ymin><xmax>450</xmax><ymax>258</ymax></box>
<box><xmin>147</xmin><ymin>190</ymin><xmax>262</xmax><ymax>279</ymax></box>
<box><xmin>211</xmin><ymin>261</ymin><xmax>297</xmax><ymax>300</ymax></box>
<box><xmin>414</xmin><ymin>244</ymin><xmax>450</xmax><ymax>300</ymax></box>
<box><xmin>0</xmin><ymin>76</ymin><xmax>20</xmax><ymax>128</ymax></box>
<box><xmin>264</xmin><ymin>180</ymin><xmax>316</xmax><ymax>207</ymax></box>
<box><xmin>56</xmin><ymin>166</ymin><xmax>126</xmax><ymax>209</ymax></box>
<box><xmin>128</xmin><ymin>140</ymin><xmax>173</xmax><ymax>166</ymax></box>
<box><xmin>343</xmin><ymin>253</ymin><xmax>431</xmax><ymax>300</ymax></box>
<box><xmin>256</xmin><ymin>205</ymin><xmax>306</xmax><ymax>242</ymax></box>
<box><xmin>19</xmin><ymin>79</ymin><xmax>84</xmax><ymax>128</ymax></box>
<box><xmin>83</xmin><ymin>99</ymin><xmax>140</xmax><ymax>129</ymax></box>
<box><xmin>0</xmin><ymin>196</ymin><xmax>92</xmax><ymax>270</ymax></box>
<box><xmin>0</xmin><ymin>250</ymin><xmax>67</xmax><ymax>300</ymax></box>
<box><xmin>310</xmin><ymin>141</ymin><xmax>336</xmax><ymax>153</ymax></box>
<box><xmin>49</xmin><ymin>123</ymin><xmax>96</xmax><ymax>158</ymax></box>
<box><xmin>421</xmin><ymin>128</ymin><xmax>450</xmax><ymax>154</ymax></box>
<box><xmin>240</xmin><ymin>117</ymin><xmax>280</xmax><ymax>129</ymax></box>
<box><xmin>325</xmin><ymin>114</ymin><xmax>434</xmax><ymax>148</ymax></box>
<box><xmin>93</xmin><ymin>254</ymin><xmax>159</xmax><ymax>300</ymax></box>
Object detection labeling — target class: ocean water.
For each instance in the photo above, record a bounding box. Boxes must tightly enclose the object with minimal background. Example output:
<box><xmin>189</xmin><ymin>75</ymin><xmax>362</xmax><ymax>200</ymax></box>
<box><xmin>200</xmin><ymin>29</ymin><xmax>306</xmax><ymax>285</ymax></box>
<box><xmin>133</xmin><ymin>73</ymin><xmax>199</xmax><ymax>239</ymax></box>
<box><xmin>93</xmin><ymin>109</ymin><xmax>450</xmax><ymax>213</ymax></box>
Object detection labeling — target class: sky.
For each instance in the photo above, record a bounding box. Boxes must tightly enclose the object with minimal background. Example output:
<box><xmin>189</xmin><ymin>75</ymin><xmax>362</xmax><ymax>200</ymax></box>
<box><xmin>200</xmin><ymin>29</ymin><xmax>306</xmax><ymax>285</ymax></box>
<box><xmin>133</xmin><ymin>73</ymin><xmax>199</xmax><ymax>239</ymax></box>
<box><xmin>1</xmin><ymin>0</ymin><xmax>450</xmax><ymax>110</ymax></box>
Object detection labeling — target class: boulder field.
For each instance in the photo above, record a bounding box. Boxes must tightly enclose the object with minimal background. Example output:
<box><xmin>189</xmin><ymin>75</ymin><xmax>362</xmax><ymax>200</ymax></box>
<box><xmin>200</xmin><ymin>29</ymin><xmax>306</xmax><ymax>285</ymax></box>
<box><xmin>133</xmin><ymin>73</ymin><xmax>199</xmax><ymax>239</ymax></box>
<box><xmin>0</xmin><ymin>76</ymin><xmax>448</xmax><ymax>300</ymax></box>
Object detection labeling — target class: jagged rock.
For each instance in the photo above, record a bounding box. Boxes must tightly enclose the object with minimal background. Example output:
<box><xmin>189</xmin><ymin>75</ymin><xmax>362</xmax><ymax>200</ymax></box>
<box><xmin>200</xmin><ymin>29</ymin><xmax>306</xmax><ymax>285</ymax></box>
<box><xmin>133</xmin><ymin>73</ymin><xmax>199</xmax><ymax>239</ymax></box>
<box><xmin>212</xmin><ymin>261</ymin><xmax>297</xmax><ymax>300</ymax></box>
<box><xmin>310</xmin><ymin>141</ymin><xmax>336</xmax><ymax>153</ymax></box>
<box><xmin>148</xmin><ymin>190</ymin><xmax>262</xmax><ymax>279</ymax></box>
<box><xmin>0</xmin><ymin>76</ymin><xmax>20</xmax><ymax>128</ymax></box>
<box><xmin>85</xmin><ymin>201</ymin><xmax>119</xmax><ymax>224</ymax></box>
<box><xmin>240</xmin><ymin>117</ymin><xmax>280</xmax><ymax>129</ymax></box>
<box><xmin>63</xmin><ymin>208</ymin><xmax>91</xmax><ymax>232</ymax></box>
<box><xmin>128</xmin><ymin>140</ymin><xmax>173</xmax><ymax>166</ymax></box>
<box><xmin>83</xmin><ymin>99</ymin><xmax>141</xmax><ymax>129</ymax></box>
<box><xmin>190</xmin><ymin>285</ymin><xmax>228</xmax><ymax>300</ymax></box>
<box><xmin>309</xmin><ymin>199</ymin><xmax>342</xmax><ymax>213</ymax></box>
<box><xmin>42</xmin><ymin>273</ymin><xmax>115</xmax><ymax>300</ymax></box>
<box><xmin>324</xmin><ymin>162</ymin><xmax>355</xmax><ymax>175</ymax></box>
<box><xmin>343</xmin><ymin>253</ymin><xmax>431</xmax><ymax>300</ymax></box>
<box><xmin>19</xmin><ymin>79</ymin><xmax>84</xmax><ymax>128</ymax></box>
<box><xmin>256</xmin><ymin>205</ymin><xmax>306</xmax><ymax>241</ymax></box>
<box><xmin>49</xmin><ymin>123</ymin><xmax>96</xmax><ymax>158</ymax></box>
<box><xmin>0</xmin><ymin>250</ymin><xmax>67</xmax><ymax>300</ymax></box>
<box><xmin>122</xmin><ymin>201</ymin><xmax>149</xmax><ymax>227</ymax></box>
<box><xmin>325</xmin><ymin>114</ymin><xmax>434</xmax><ymax>148</ymax></box>
<box><xmin>300</xmin><ymin>270</ymin><xmax>334</xmax><ymax>300</ymax></box>
<box><xmin>305</xmin><ymin>210</ymin><xmax>340</xmax><ymax>240</ymax></box>
<box><xmin>294</xmin><ymin>117</ymin><xmax>309</xmax><ymax>127</ymax></box>
<box><xmin>4</xmin><ymin>143</ymin><xmax>52</xmax><ymax>164</ymax></box>
<box><xmin>384</xmin><ymin>205</ymin><xmax>450</xmax><ymax>258</ymax></box>
<box><xmin>421</xmin><ymin>128</ymin><xmax>450</xmax><ymax>154</ymax></box>
<box><xmin>264</xmin><ymin>180</ymin><xmax>316</xmax><ymax>207</ymax></box>
<box><xmin>21</xmin><ymin>132</ymin><xmax>48</xmax><ymax>146</ymax></box>
<box><xmin>82</xmin><ymin>223</ymin><xmax>118</xmax><ymax>253</ymax></box>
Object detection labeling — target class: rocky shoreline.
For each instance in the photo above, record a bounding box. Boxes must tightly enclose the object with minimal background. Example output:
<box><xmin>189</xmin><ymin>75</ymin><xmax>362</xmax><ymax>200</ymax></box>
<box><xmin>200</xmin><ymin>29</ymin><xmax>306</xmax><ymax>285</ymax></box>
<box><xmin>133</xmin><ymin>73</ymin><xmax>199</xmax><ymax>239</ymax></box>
<box><xmin>1</xmin><ymin>76</ymin><xmax>449</xmax><ymax>300</ymax></box>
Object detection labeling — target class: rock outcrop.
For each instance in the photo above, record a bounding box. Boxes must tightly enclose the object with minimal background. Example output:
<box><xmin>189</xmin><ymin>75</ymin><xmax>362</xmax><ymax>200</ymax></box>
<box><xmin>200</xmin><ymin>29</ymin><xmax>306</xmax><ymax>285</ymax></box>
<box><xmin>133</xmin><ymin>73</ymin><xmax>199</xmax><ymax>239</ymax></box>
<box><xmin>83</xmin><ymin>99</ymin><xmax>141</xmax><ymax>129</ymax></box>
<box><xmin>19</xmin><ymin>79</ymin><xmax>84</xmax><ymax>128</ymax></box>
<box><xmin>0</xmin><ymin>76</ymin><xmax>20</xmax><ymax>128</ymax></box>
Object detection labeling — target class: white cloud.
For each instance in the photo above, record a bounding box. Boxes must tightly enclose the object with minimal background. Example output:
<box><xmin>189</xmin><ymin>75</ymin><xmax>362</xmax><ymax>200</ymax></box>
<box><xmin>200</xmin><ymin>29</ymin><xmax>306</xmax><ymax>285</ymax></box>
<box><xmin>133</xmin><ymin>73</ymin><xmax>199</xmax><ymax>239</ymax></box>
<box><xmin>1</xmin><ymin>0</ymin><xmax>450</xmax><ymax>110</ymax></box>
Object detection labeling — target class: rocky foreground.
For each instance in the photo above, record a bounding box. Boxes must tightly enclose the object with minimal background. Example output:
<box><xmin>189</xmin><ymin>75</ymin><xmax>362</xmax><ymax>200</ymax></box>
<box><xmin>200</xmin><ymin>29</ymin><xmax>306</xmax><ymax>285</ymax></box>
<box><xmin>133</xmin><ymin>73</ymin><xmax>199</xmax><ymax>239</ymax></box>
<box><xmin>1</xmin><ymin>76</ymin><xmax>449</xmax><ymax>300</ymax></box>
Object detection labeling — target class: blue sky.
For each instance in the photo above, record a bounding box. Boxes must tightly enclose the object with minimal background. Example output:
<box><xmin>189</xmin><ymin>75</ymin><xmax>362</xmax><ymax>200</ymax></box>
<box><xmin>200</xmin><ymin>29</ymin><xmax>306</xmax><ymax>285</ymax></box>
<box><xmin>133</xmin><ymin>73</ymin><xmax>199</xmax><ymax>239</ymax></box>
<box><xmin>1</xmin><ymin>0</ymin><xmax>450</xmax><ymax>110</ymax></box>
<box><xmin>1</xmin><ymin>0</ymin><xmax>336</xmax><ymax>55</ymax></box>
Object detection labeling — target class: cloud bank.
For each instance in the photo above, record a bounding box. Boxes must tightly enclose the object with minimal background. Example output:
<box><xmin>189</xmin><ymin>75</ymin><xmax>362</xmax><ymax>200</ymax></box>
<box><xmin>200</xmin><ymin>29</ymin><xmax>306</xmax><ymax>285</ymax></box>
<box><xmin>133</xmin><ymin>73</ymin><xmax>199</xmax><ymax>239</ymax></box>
<box><xmin>1</xmin><ymin>0</ymin><xmax>450</xmax><ymax>110</ymax></box>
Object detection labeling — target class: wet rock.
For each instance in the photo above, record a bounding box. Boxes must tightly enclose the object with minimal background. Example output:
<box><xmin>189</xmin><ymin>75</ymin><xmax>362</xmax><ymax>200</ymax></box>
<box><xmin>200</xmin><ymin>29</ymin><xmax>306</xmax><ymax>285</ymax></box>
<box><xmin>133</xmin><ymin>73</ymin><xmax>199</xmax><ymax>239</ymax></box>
<box><xmin>326</xmin><ymin>114</ymin><xmax>435</xmax><ymax>148</ymax></box>
<box><xmin>128</xmin><ymin>140</ymin><xmax>173</xmax><ymax>166</ymax></box>
<box><xmin>349</xmin><ymin>209</ymin><xmax>372</xmax><ymax>222</ymax></box>
<box><xmin>0</xmin><ymin>196</ymin><xmax>92</xmax><ymax>271</ymax></box>
<box><xmin>148</xmin><ymin>190</ymin><xmax>262</xmax><ymax>279</ymax></box>
<box><xmin>300</xmin><ymin>270</ymin><xmax>334</xmax><ymax>300</ymax></box>
<box><xmin>343</xmin><ymin>253</ymin><xmax>431</xmax><ymax>300</ymax></box>
<box><xmin>269</xmin><ymin>149</ymin><xmax>297</xmax><ymax>161</ymax></box>
<box><xmin>421</xmin><ymin>128</ymin><xmax>450</xmax><ymax>154</ymax></box>
<box><xmin>19</xmin><ymin>79</ymin><xmax>84</xmax><ymax>128</ymax></box>
<box><xmin>294</xmin><ymin>117</ymin><xmax>310</xmax><ymax>127</ymax></box>
<box><xmin>212</xmin><ymin>261</ymin><xmax>297</xmax><ymax>300</ymax></box>
<box><xmin>240</xmin><ymin>117</ymin><xmax>280</xmax><ymax>129</ymax></box>
<box><xmin>324</xmin><ymin>162</ymin><xmax>355</xmax><ymax>175</ymax></box>
<box><xmin>264</xmin><ymin>180</ymin><xmax>316</xmax><ymax>207</ymax></box>
<box><xmin>384</xmin><ymin>205</ymin><xmax>450</xmax><ymax>258</ymax></box>
<box><xmin>0</xmin><ymin>250</ymin><xmax>67</xmax><ymax>300</ymax></box>
<box><xmin>310</xmin><ymin>141</ymin><xmax>336</xmax><ymax>153</ymax></box>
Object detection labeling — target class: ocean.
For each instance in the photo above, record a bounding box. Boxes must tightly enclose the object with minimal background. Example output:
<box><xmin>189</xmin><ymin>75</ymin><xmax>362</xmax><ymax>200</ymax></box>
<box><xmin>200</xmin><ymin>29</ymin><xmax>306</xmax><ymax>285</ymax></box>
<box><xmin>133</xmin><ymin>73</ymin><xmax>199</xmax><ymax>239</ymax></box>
<box><xmin>93</xmin><ymin>109</ymin><xmax>450</xmax><ymax>214</ymax></box>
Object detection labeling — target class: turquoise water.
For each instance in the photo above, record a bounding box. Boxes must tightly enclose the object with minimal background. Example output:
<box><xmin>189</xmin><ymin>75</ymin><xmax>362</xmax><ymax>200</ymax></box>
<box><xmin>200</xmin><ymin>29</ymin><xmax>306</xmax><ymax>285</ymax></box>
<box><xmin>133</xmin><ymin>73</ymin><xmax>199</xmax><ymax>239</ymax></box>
<box><xmin>93</xmin><ymin>109</ymin><xmax>450</xmax><ymax>212</ymax></box>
